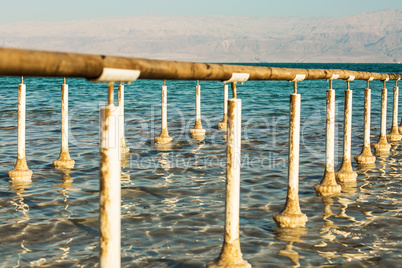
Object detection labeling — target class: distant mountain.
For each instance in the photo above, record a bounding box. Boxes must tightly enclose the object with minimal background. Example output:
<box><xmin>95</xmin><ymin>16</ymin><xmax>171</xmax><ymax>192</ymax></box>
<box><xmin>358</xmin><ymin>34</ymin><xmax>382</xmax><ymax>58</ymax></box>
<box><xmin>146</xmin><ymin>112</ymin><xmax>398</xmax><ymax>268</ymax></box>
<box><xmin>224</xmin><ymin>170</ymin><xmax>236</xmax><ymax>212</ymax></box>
<box><xmin>0</xmin><ymin>9</ymin><xmax>400</xmax><ymax>63</ymax></box>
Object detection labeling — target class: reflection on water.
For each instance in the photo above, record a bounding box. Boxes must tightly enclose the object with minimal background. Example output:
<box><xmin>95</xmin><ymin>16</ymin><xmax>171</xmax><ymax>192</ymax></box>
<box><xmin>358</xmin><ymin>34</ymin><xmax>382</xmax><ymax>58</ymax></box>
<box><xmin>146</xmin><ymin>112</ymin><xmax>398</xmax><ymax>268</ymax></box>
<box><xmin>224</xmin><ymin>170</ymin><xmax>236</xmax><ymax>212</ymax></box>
<box><xmin>1</xmin><ymin>65</ymin><xmax>402</xmax><ymax>267</ymax></box>
<box><xmin>275</xmin><ymin>227</ymin><xmax>307</xmax><ymax>267</ymax></box>
<box><xmin>10</xmin><ymin>182</ymin><xmax>31</xmax><ymax>223</ymax></box>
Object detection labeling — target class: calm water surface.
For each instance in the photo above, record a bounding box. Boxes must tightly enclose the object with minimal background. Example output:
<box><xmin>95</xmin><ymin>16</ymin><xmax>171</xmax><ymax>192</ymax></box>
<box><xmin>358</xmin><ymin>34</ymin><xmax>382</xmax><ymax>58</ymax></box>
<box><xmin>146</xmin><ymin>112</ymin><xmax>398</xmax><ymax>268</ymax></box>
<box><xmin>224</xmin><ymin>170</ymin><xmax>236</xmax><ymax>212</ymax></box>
<box><xmin>0</xmin><ymin>63</ymin><xmax>401</xmax><ymax>267</ymax></box>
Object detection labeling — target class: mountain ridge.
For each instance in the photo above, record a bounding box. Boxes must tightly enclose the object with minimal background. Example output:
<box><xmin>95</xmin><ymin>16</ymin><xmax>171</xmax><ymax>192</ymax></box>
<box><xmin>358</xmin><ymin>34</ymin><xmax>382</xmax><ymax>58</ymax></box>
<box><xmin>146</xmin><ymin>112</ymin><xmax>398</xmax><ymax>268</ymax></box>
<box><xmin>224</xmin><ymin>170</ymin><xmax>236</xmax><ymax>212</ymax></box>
<box><xmin>0</xmin><ymin>9</ymin><xmax>400</xmax><ymax>63</ymax></box>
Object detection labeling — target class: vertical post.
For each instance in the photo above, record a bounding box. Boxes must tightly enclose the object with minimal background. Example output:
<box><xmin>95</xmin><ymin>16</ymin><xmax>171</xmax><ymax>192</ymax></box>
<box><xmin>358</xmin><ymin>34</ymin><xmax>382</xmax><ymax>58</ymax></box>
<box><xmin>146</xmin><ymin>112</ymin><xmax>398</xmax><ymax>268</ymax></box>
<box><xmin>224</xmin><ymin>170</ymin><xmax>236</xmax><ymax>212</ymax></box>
<box><xmin>315</xmin><ymin>81</ymin><xmax>341</xmax><ymax>196</ymax></box>
<box><xmin>273</xmin><ymin>82</ymin><xmax>307</xmax><ymax>228</ymax></box>
<box><xmin>355</xmin><ymin>80</ymin><xmax>376</xmax><ymax>165</ymax></box>
<box><xmin>373</xmin><ymin>81</ymin><xmax>391</xmax><ymax>154</ymax></box>
<box><xmin>190</xmin><ymin>81</ymin><xmax>206</xmax><ymax>138</ymax></box>
<box><xmin>100</xmin><ymin>82</ymin><xmax>121</xmax><ymax>268</ymax></box>
<box><xmin>388</xmin><ymin>80</ymin><xmax>401</xmax><ymax>140</ymax></box>
<box><xmin>118</xmin><ymin>83</ymin><xmax>130</xmax><ymax>153</ymax></box>
<box><xmin>155</xmin><ymin>81</ymin><xmax>172</xmax><ymax>145</ymax></box>
<box><xmin>336</xmin><ymin>80</ymin><xmax>358</xmax><ymax>182</ymax></box>
<box><xmin>53</xmin><ymin>78</ymin><xmax>75</xmax><ymax>169</ymax></box>
<box><xmin>217</xmin><ymin>83</ymin><xmax>229</xmax><ymax>131</ymax></box>
<box><xmin>9</xmin><ymin>77</ymin><xmax>33</xmax><ymax>184</ymax></box>
<box><xmin>207</xmin><ymin>96</ymin><xmax>250</xmax><ymax>268</ymax></box>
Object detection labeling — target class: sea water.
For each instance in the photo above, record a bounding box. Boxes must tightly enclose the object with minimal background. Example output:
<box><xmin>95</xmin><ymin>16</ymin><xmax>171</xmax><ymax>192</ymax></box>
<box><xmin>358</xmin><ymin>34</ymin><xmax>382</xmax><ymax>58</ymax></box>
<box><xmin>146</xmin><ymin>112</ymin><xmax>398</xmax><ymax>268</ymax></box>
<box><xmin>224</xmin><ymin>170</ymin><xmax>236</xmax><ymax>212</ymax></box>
<box><xmin>0</xmin><ymin>63</ymin><xmax>401</xmax><ymax>267</ymax></box>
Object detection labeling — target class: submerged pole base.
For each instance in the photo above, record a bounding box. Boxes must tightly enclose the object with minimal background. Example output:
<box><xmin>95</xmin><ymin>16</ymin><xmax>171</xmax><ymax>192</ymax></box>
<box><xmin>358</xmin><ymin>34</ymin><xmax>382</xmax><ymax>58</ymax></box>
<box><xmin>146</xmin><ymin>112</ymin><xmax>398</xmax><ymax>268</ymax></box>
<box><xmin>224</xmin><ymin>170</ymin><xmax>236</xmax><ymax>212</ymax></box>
<box><xmin>372</xmin><ymin>137</ymin><xmax>391</xmax><ymax>156</ymax></box>
<box><xmin>387</xmin><ymin>127</ymin><xmax>402</xmax><ymax>142</ymax></box>
<box><xmin>217</xmin><ymin>119</ymin><xmax>227</xmax><ymax>132</ymax></box>
<box><xmin>154</xmin><ymin>135</ymin><xmax>172</xmax><ymax>145</ymax></box>
<box><xmin>273</xmin><ymin>212</ymin><xmax>308</xmax><ymax>228</ymax></box>
<box><xmin>354</xmin><ymin>146</ymin><xmax>376</xmax><ymax>165</ymax></box>
<box><xmin>190</xmin><ymin>120</ymin><xmax>206</xmax><ymax>140</ymax></box>
<box><xmin>53</xmin><ymin>151</ymin><xmax>75</xmax><ymax>169</ymax></box>
<box><xmin>314</xmin><ymin>171</ymin><xmax>341</xmax><ymax>196</ymax></box>
<box><xmin>9</xmin><ymin>169</ymin><xmax>32</xmax><ymax>184</ymax></box>
<box><xmin>9</xmin><ymin>158</ymin><xmax>32</xmax><ymax>184</ymax></box>
<box><xmin>335</xmin><ymin>161</ymin><xmax>357</xmax><ymax>183</ymax></box>
<box><xmin>155</xmin><ymin>129</ymin><xmax>172</xmax><ymax>145</ymax></box>
<box><xmin>207</xmin><ymin>239</ymin><xmax>251</xmax><ymax>268</ymax></box>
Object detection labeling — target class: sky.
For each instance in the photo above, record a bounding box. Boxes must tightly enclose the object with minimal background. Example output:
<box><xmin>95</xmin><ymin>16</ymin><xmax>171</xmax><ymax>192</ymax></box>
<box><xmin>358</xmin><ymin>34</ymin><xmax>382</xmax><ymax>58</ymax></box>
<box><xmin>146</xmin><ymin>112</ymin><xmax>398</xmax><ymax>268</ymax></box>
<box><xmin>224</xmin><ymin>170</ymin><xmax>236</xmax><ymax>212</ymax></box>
<box><xmin>0</xmin><ymin>0</ymin><xmax>401</xmax><ymax>25</ymax></box>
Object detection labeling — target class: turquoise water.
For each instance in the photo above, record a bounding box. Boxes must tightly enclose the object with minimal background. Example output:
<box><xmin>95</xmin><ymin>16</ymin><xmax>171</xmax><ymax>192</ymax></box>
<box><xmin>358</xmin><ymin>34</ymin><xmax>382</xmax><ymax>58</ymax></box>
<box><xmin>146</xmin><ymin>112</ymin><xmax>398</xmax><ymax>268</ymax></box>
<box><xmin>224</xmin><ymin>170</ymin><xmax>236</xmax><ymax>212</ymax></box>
<box><xmin>0</xmin><ymin>63</ymin><xmax>401</xmax><ymax>267</ymax></box>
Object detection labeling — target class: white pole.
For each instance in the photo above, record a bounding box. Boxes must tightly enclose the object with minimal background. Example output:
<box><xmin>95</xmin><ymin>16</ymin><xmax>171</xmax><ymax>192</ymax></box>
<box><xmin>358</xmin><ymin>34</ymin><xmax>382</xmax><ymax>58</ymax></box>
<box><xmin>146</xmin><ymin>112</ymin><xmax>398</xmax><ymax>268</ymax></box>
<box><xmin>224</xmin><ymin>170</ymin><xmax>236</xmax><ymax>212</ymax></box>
<box><xmin>155</xmin><ymin>83</ymin><xmax>172</xmax><ymax>145</ymax></box>
<box><xmin>388</xmin><ymin>84</ymin><xmax>401</xmax><ymax>140</ymax></box>
<box><xmin>336</xmin><ymin>85</ymin><xmax>357</xmax><ymax>182</ymax></box>
<box><xmin>100</xmin><ymin>82</ymin><xmax>121</xmax><ymax>268</ymax></box>
<box><xmin>373</xmin><ymin>85</ymin><xmax>391</xmax><ymax>154</ymax></box>
<box><xmin>355</xmin><ymin>85</ymin><xmax>376</xmax><ymax>165</ymax></box>
<box><xmin>9</xmin><ymin>77</ymin><xmax>32</xmax><ymax>184</ymax></box>
<box><xmin>217</xmin><ymin>83</ymin><xmax>228</xmax><ymax>131</ymax></box>
<box><xmin>273</xmin><ymin>92</ymin><xmax>307</xmax><ymax>228</ymax></box>
<box><xmin>207</xmin><ymin>98</ymin><xmax>250</xmax><ymax>268</ymax></box>
<box><xmin>190</xmin><ymin>82</ymin><xmax>206</xmax><ymax>138</ymax></box>
<box><xmin>53</xmin><ymin>78</ymin><xmax>75</xmax><ymax>169</ymax></box>
<box><xmin>315</xmin><ymin>86</ymin><xmax>341</xmax><ymax>196</ymax></box>
<box><xmin>118</xmin><ymin>83</ymin><xmax>130</xmax><ymax>153</ymax></box>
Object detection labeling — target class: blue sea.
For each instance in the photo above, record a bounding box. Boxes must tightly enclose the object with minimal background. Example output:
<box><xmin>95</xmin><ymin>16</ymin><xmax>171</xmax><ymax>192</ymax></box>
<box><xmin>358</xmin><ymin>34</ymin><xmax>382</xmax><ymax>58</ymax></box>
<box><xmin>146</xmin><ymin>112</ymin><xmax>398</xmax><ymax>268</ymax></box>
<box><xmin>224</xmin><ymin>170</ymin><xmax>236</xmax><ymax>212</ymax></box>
<box><xmin>0</xmin><ymin>63</ymin><xmax>401</xmax><ymax>267</ymax></box>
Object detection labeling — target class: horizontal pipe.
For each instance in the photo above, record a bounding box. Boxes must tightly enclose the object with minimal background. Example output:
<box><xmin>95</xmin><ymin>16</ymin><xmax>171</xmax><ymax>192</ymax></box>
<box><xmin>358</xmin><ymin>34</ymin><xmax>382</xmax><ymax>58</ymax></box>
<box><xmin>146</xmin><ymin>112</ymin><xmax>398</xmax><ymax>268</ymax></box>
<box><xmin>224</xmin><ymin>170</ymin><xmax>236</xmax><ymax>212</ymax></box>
<box><xmin>0</xmin><ymin>47</ymin><xmax>400</xmax><ymax>81</ymax></box>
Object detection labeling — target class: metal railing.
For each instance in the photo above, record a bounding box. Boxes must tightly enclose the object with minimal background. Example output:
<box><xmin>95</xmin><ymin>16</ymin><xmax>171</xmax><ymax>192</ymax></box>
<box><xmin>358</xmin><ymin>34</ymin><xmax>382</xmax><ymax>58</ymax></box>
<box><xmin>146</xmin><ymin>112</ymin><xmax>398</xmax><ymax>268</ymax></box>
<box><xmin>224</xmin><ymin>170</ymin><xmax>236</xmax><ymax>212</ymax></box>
<box><xmin>1</xmin><ymin>47</ymin><xmax>401</xmax><ymax>267</ymax></box>
<box><xmin>0</xmin><ymin>47</ymin><xmax>401</xmax><ymax>81</ymax></box>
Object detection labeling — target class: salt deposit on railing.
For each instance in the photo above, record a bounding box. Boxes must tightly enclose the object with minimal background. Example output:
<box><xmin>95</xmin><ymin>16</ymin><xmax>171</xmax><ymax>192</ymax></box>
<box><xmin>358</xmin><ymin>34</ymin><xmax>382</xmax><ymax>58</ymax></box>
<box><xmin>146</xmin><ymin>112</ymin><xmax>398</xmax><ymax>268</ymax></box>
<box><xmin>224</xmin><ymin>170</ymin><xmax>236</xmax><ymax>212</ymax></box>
<box><xmin>314</xmin><ymin>77</ymin><xmax>342</xmax><ymax>196</ymax></box>
<box><xmin>155</xmin><ymin>81</ymin><xmax>173</xmax><ymax>145</ymax></box>
<box><xmin>373</xmin><ymin>79</ymin><xmax>391</xmax><ymax>155</ymax></box>
<box><xmin>118</xmin><ymin>83</ymin><xmax>130</xmax><ymax>153</ymax></box>
<box><xmin>335</xmin><ymin>77</ymin><xmax>358</xmax><ymax>183</ymax></box>
<box><xmin>389</xmin><ymin>80</ymin><xmax>402</xmax><ymax>141</ymax></box>
<box><xmin>355</xmin><ymin>79</ymin><xmax>376</xmax><ymax>167</ymax></box>
<box><xmin>8</xmin><ymin>77</ymin><xmax>32</xmax><ymax>184</ymax></box>
<box><xmin>1</xmin><ymin>47</ymin><xmax>402</xmax><ymax>267</ymax></box>
<box><xmin>53</xmin><ymin>78</ymin><xmax>75</xmax><ymax>169</ymax></box>
<box><xmin>190</xmin><ymin>81</ymin><xmax>206</xmax><ymax>140</ymax></box>
<box><xmin>217</xmin><ymin>83</ymin><xmax>229</xmax><ymax>131</ymax></box>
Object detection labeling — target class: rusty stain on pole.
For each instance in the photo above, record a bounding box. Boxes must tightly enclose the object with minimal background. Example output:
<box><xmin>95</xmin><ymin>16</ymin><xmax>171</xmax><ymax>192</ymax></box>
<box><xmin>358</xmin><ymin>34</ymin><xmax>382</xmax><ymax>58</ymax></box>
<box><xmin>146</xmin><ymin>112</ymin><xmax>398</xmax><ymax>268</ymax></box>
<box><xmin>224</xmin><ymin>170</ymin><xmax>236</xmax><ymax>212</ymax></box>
<box><xmin>336</xmin><ymin>79</ymin><xmax>358</xmax><ymax>183</ymax></box>
<box><xmin>155</xmin><ymin>82</ymin><xmax>173</xmax><ymax>145</ymax></box>
<box><xmin>118</xmin><ymin>83</ymin><xmax>130</xmax><ymax>153</ymax></box>
<box><xmin>207</xmin><ymin>98</ymin><xmax>250</xmax><ymax>268</ymax></box>
<box><xmin>217</xmin><ymin>83</ymin><xmax>229</xmax><ymax>131</ymax></box>
<box><xmin>9</xmin><ymin>77</ymin><xmax>33</xmax><ymax>185</ymax></box>
<box><xmin>100</xmin><ymin>82</ymin><xmax>121</xmax><ymax>268</ymax></box>
<box><xmin>373</xmin><ymin>81</ymin><xmax>391</xmax><ymax>155</ymax></box>
<box><xmin>273</xmin><ymin>92</ymin><xmax>307</xmax><ymax>228</ymax></box>
<box><xmin>355</xmin><ymin>81</ymin><xmax>376</xmax><ymax>166</ymax></box>
<box><xmin>315</xmin><ymin>83</ymin><xmax>341</xmax><ymax>196</ymax></box>
<box><xmin>190</xmin><ymin>81</ymin><xmax>206</xmax><ymax>140</ymax></box>
<box><xmin>53</xmin><ymin>78</ymin><xmax>75</xmax><ymax>169</ymax></box>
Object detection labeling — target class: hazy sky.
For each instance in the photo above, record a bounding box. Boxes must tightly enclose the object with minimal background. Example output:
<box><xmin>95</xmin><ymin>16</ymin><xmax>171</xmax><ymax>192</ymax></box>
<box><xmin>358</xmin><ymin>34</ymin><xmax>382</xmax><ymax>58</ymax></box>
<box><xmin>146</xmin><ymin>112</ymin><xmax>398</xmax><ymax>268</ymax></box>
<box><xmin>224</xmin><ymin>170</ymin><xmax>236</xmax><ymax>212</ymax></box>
<box><xmin>1</xmin><ymin>0</ymin><xmax>401</xmax><ymax>25</ymax></box>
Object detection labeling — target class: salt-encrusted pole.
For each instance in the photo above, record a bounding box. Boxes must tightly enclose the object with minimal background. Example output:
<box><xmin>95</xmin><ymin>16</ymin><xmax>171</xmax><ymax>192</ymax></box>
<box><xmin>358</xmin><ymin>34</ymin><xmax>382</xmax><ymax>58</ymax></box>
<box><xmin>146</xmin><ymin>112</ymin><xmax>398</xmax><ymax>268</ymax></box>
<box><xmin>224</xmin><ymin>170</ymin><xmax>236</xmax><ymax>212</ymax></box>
<box><xmin>373</xmin><ymin>79</ymin><xmax>391</xmax><ymax>154</ymax></box>
<box><xmin>53</xmin><ymin>78</ymin><xmax>75</xmax><ymax>169</ymax></box>
<box><xmin>190</xmin><ymin>81</ymin><xmax>206</xmax><ymax>139</ymax></box>
<box><xmin>315</xmin><ymin>76</ymin><xmax>341</xmax><ymax>196</ymax></box>
<box><xmin>273</xmin><ymin>77</ymin><xmax>307</xmax><ymax>228</ymax></box>
<box><xmin>155</xmin><ymin>81</ymin><xmax>172</xmax><ymax>145</ymax></box>
<box><xmin>336</xmin><ymin>77</ymin><xmax>358</xmax><ymax>183</ymax></box>
<box><xmin>118</xmin><ymin>82</ymin><xmax>130</xmax><ymax>153</ymax></box>
<box><xmin>94</xmin><ymin>67</ymin><xmax>139</xmax><ymax>268</ymax></box>
<box><xmin>9</xmin><ymin>77</ymin><xmax>33</xmax><ymax>184</ymax></box>
<box><xmin>100</xmin><ymin>82</ymin><xmax>121</xmax><ymax>268</ymax></box>
<box><xmin>388</xmin><ymin>79</ymin><xmax>402</xmax><ymax>139</ymax></box>
<box><xmin>217</xmin><ymin>83</ymin><xmax>229</xmax><ymax>131</ymax></box>
<box><xmin>355</xmin><ymin>78</ymin><xmax>376</xmax><ymax>166</ymax></box>
<box><xmin>208</xmin><ymin>75</ymin><xmax>250</xmax><ymax>268</ymax></box>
